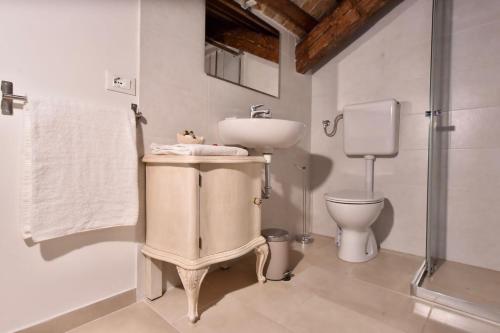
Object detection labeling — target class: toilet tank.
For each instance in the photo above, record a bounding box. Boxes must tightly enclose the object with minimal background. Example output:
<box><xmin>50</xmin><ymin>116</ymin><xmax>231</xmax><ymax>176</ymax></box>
<box><xmin>343</xmin><ymin>99</ymin><xmax>400</xmax><ymax>156</ymax></box>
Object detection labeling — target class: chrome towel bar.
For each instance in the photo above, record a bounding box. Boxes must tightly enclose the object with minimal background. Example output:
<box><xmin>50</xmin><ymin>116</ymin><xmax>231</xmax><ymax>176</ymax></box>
<box><xmin>131</xmin><ymin>103</ymin><xmax>143</xmax><ymax>120</ymax></box>
<box><xmin>1</xmin><ymin>80</ymin><xmax>143</xmax><ymax>122</ymax></box>
<box><xmin>1</xmin><ymin>80</ymin><xmax>28</xmax><ymax>115</ymax></box>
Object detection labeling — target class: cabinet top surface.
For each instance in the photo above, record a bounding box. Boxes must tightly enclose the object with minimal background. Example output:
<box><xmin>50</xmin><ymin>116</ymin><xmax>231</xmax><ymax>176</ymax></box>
<box><xmin>143</xmin><ymin>154</ymin><xmax>266</xmax><ymax>164</ymax></box>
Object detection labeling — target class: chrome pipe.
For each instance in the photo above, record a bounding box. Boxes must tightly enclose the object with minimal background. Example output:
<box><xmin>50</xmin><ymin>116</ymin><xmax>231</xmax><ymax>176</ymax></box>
<box><xmin>262</xmin><ymin>162</ymin><xmax>272</xmax><ymax>199</ymax></box>
<box><xmin>322</xmin><ymin>113</ymin><xmax>343</xmax><ymax>137</ymax></box>
<box><xmin>364</xmin><ymin>155</ymin><xmax>375</xmax><ymax>193</ymax></box>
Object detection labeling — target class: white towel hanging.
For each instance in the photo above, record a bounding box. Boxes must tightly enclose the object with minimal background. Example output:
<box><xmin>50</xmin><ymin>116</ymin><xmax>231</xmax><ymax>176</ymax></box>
<box><xmin>22</xmin><ymin>99</ymin><xmax>139</xmax><ymax>241</ymax></box>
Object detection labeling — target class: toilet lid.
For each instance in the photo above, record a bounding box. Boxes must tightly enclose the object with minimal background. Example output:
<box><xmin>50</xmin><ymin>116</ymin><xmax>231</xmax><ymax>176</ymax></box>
<box><xmin>325</xmin><ymin>189</ymin><xmax>384</xmax><ymax>204</ymax></box>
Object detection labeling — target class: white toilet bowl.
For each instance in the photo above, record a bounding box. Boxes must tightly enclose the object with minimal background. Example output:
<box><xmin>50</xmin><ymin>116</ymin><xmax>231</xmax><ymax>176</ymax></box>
<box><xmin>325</xmin><ymin>190</ymin><xmax>384</xmax><ymax>262</ymax></box>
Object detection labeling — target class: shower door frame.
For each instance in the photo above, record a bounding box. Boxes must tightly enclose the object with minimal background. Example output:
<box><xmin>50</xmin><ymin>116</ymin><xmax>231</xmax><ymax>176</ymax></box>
<box><xmin>410</xmin><ymin>0</ymin><xmax>500</xmax><ymax>325</ymax></box>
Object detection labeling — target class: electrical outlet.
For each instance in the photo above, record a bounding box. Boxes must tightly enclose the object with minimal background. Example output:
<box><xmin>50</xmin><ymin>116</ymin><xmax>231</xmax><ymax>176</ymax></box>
<box><xmin>105</xmin><ymin>70</ymin><xmax>136</xmax><ymax>95</ymax></box>
<box><xmin>113</xmin><ymin>77</ymin><xmax>131</xmax><ymax>89</ymax></box>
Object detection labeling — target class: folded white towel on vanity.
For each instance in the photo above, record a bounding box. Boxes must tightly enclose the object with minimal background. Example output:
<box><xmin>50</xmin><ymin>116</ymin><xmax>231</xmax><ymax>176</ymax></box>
<box><xmin>150</xmin><ymin>143</ymin><xmax>248</xmax><ymax>156</ymax></box>
<box><xmin>22</xmin><ymin>99</ymin><xmax>138</xmax><ymax>241</ymax></box>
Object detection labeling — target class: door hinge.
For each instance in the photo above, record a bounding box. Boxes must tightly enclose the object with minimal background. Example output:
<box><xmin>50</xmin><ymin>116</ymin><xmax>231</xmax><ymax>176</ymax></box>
<box><xmin>425</xmin><ymin>110</ymin><xmax>442</xmax><ymax>117</ymax></box>
<box><xmin>198</xmin><ymin>174</ymin><xmax>202</xmax><ymax>187</ymax></box>
<box><xmin>198</xmin><ymin>237</ymin><xmax>202</xmax><ymax>249</ymax></box>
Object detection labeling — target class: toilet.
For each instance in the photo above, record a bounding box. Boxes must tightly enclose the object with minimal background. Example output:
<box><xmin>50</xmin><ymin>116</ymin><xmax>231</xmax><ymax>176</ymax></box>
<box><xmin>325</xmin><ymin>99</ymin><xmax>400</xmax><ymax>263</ymax></box>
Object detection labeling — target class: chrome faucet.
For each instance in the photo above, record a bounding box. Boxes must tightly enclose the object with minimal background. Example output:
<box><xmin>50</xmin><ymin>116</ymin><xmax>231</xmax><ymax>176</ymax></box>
<box><xmin>250</xmin><ymin>104</ymin><xmax>272</xmax><ymax>118</ymax></box>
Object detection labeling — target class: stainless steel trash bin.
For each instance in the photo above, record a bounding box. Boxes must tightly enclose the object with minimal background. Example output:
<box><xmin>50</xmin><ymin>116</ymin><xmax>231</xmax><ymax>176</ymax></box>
<box><xmin>262</xmin><ymin>228</ymin><xmax>290</xmax><ymax>281</ymax></box>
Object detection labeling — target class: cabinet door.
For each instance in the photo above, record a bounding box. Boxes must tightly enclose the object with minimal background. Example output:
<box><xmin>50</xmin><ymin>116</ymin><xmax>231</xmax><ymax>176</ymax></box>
<box><xmin>199</xmin><ymin>163</ymin><xmax>262</xmax><ymax>257</ymax></box>
<box><xmin>146</xmin><ymin>164</ymin><xmax>200</xmax><ymax>259</ymax></box>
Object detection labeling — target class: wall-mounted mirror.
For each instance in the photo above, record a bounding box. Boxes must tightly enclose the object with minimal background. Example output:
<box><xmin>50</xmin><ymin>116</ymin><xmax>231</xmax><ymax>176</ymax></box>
<box><xmin>205</xmin><ymin>0</ymin><xmax>280</xmax><ymax>97</ymax></box>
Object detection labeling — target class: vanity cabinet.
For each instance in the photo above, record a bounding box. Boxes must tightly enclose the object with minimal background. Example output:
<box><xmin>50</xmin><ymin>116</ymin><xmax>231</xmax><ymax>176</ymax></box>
<box><xmin>142</xmin><ymin>155</ymin><xmax>269</xmax><ymax>322</ymax></box>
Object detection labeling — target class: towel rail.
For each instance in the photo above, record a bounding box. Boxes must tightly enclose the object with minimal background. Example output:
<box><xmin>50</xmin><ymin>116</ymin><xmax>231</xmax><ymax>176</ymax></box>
<box><xmin>2</xmin><ymin>81</ymin><xmax>28</xmax><ymax>115</ymax></box>
<box><xmin>1</xmin><ymin>80</ymin><xmax>143</xmax><ymax>121</ymax></box>
<box><xmin>131</xmin><ymin>103</ymin><xmax>143</xmax><ymax>120</ymax></box>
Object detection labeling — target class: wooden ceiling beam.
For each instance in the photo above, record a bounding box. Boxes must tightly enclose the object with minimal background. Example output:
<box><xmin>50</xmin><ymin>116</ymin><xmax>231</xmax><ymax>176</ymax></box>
<box><xmin>295</xmin><ymin>0</ymin><xmax>402</xmax><ymax>73</ymax></box>
<box><xmin>257</xmin><ymin>0</ymin><xmax>319</xmax><ymax>34</ymax></box>
<box><xmin>207</xmin><ymin>27</ymin><xmax>280</xmax><ymax>63</ymax></box>
<box><xmin>207</xmin><ymin>0</ymin><xmax>279</xmax><ymax>37</ymax></box>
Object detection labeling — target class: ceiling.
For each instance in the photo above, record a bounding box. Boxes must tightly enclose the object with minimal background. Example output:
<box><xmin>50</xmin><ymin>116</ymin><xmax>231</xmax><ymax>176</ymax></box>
<box><xmin>254</xmin><ymin>0</ymin><xmax>403</xmax><ymax>73</ymax></box>
<box><xmin>207</xmin><ymin>0</ymin><xmax>403</xmax><ymax>74</ymax></box>
<box><xmin>257</xmin><ymin>0</ymin><xmax>339</xmax><ymax>38</ymax></box>
<box><xmin>206</xmin><ymin>0</ymin><xmax>280</xmax><ymax>63</ymax></box>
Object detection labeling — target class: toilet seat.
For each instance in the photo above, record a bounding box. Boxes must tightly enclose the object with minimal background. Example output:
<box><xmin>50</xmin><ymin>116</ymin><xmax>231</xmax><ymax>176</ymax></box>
<box><xmin>325</xmin><ymin>189</ymin><xmax>384</xmax><ymax>204</ymax></box>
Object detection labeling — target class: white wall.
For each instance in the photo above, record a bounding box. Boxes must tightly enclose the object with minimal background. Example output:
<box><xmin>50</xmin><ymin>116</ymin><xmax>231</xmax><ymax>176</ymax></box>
<box><xmin>0</xmin><ymin>1</ymin><xmax>140</xmax><ymax>331</ymax></box>
<box><xmin>310</xmin><ymin>0</ymin><xmax>500</xmax><ymax>271</ymax></box>
<box><xmin>139</xmin><ymin>0</ymin><xmax>311</xmax><ymax>238</ymax></box>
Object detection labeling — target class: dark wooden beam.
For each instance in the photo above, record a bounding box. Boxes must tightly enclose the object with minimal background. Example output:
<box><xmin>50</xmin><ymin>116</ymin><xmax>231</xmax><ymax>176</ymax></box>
<box><xmin>300</xmin><ymin>0</ymin><xmax>339</xmax><ymax>21</ymax></box>
<box><xmin>207</xmin><ymin>0</ymin><xmax>279</xmax><ymax>37</ymax></box>
<box><xmin>207</xmin><ymin>27</ymin><xmax>280</xmax><ymax>63</ymax></box>
<box><xmin>206</xmin><ymin>0</ymin><xmax>280</xmax><ymax>63</ymax></box>
<box><xmin>295</xmin><ymin>0</ymin><xmax>402</xmax><ymax>73</ymax></box>
<box><xmin>257</xmin><ymin>0</ymin><xmax>319</xmax><ymax>33</ymax></box>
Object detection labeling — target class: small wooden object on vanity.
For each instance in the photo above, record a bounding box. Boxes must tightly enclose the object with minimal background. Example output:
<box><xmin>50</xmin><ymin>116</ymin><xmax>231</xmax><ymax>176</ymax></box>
<box><xmin>142</xmin><ymin>154</ymin><xmax>269</xmax><ymax>322</ymax></box>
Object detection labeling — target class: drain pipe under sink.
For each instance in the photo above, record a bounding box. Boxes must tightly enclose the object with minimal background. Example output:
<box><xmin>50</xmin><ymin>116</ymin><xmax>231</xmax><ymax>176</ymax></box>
<box><xmin>262</xmin><ymin>153</ymin><xmax>272</xmax><ymax>199</ymax></box>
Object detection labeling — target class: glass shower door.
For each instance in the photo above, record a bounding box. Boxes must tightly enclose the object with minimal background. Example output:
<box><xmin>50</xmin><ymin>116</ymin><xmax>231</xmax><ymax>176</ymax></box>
<box><xmin>414</xmin><ymin>0</ymin><xmax>500</xmax><ymax>324</ymax></box>
<box><xmin>425</xmin><ymin>0</ymin><xmax>450</xmax><ymax>276</ymax></box>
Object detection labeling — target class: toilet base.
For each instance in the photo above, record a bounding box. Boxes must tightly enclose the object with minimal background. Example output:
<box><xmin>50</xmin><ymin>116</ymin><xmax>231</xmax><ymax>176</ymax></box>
<box><xmin>337</xmin><ymin>228</ymin><xmax>378</xmax><ymax>263</ymax></box>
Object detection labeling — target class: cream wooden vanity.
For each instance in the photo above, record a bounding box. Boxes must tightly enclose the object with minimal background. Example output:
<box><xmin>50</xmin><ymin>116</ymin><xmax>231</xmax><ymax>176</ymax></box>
<box><xmin>142</xmin><ymin>154</ymin><xmax>269</xmax><ymax>322</ymax></box>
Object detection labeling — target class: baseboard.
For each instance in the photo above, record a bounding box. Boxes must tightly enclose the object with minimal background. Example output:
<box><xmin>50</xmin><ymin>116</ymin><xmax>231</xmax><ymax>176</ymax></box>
<box><xmin>15</xmin><ymin>289</ymin><xmax>136</xmax><ymax>333</ymax></box>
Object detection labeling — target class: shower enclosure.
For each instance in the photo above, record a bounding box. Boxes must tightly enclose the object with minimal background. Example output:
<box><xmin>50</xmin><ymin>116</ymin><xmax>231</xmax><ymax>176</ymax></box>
<box><xmin>411</xmin><ymin>0</ymin><xmax>500</xmax><ymax>323</ymax></box>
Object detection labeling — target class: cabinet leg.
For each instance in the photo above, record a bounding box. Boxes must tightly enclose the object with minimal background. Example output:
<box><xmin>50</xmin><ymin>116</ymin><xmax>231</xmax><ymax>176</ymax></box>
<box><xmin>177</xmin><ymin>266</ymin><xmax>209</xmax><ymax>323</ymax></box>
<box><xmin>254</xmin><ymin>243</ymin><xmax>269</xmax><ymax>283</ymax></box>
<box><xmin>145</xmin><ymin>256</ymin><xmax>163</xmax><ymax>300</ymax></box>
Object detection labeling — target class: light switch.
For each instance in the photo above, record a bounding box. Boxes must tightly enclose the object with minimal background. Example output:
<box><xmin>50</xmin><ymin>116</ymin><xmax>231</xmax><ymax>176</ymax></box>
<box><xmin>105</xmin><ymin>70</ymin><xmax>136</xmax><ymax>95</ymax></box>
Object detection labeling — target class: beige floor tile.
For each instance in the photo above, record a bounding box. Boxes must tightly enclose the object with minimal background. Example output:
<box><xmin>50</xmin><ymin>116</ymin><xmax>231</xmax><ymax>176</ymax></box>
<box><xmin>143</xmin><ymin>235</ymin><xmax>499</xmax><ymax>333</ymax></box>
<box><xmin>67</xmin><ymin>302</ymin><xmax>178</xmax><ymax>333</ymax></box>
<box><xmin>289</xmin><ymin>265</ymin><xmax>431</xmax><ymax>333</ymax></box>
<box><xmin>423</xmin><ymin>306</ymin><xmax>500</xmax><ymax>333</ymax></box>
<box><xmin>279</xmin><ymin>295</ymin><xmax>406</xmax><ymax>333</ymax></box>
<box><xmin>230</xmin><ymin>278</ymin><xmax>314</xmax><ymax>324</ymax></box>
<box><xmin>200</xmin><ymin>263</ymin><xmax>263</xmax><ymax>302</ymax></box>
<box><xmin>148</xmin><ymin>287</ymin><xmax>194</xmax><ymax>323</ymax></box>
<box><xmin>150</xmin><ymin>258</ymin><xmax>266</xmax><ymax>324</ymax></box>
<box><xmin>291</xmin><ymin>236</ymin><xmax>355</xmax><ymax>276</ymax></box>
<box><xmin>423</xmin><ymin>260</ymin><xmax>500</xmax><ymax>309</ymax></box>
<box><xmin>350</xmin><ymin>249</ymin><xmax>423</xmax><ymax>294</ymax></box>
<box><xmin>172</xmin><ymin>297</ymin><xmax>291</xmax><ymax>333</ymax></box>
<box><xmin>288</xmin><ymin>247</ymin><xmax>313</xmax><ymax>275</ymax></box>
<box><xmin>292</xmin><ymin>234</ymin><xmax>423</xmax><ymax>295</ymax></box>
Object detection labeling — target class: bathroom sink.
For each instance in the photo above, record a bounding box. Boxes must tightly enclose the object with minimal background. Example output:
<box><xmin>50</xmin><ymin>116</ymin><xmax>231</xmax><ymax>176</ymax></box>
<box><xmin>218</xmin><ymin>118</ymin><xmax>306</xmax><ymax>150</ymax></box>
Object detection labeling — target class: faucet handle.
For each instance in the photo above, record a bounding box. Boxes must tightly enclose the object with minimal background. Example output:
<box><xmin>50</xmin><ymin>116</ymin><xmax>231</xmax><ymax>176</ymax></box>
<box><xmin>250</xmin><ymin>104</ymin><xmax>264</xmax><ymax>111</ymax></box>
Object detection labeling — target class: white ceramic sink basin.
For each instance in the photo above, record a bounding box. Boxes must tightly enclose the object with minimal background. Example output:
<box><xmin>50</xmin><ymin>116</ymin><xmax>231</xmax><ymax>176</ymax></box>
<box><xmin>218</xmin><ymin>118</ymin><xmax>306</xmax><ymax>150</ymax></box>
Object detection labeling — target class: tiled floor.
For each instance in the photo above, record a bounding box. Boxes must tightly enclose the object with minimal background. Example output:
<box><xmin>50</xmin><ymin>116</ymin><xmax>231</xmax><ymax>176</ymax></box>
<box><xmin>69</xmin><ymin>235</ymin><xmax>500</xmax><ymax>333</ymax></box>
<box><xmin>423</xmin><ymin>260</ymin><xmax>500</xmax><ymax>311</ymax></box>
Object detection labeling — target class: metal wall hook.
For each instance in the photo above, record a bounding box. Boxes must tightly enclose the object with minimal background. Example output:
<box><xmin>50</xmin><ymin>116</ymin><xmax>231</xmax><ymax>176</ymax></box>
<box><xmin>131</xmin><ymin>103</ymin><xmax>143</xmax><ymax>120</ymax></box>
<box><xmin>2</xmin><ymin>81</ymin><xmax>28</xmax><ymax>115</ymax></box>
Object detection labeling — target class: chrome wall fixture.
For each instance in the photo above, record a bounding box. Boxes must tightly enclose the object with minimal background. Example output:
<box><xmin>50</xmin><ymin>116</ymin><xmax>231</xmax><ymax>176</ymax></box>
<box><xmin>322</xmin><ymin>113</ymin><xmax>343</xmax><ymax>137</ymax></box>
<box><xmin>1</xmin><ymin>81</ymin><xmax>28</xmax><ymax>115</ymax></box>
<box><xmin>131</xmin><ymin>103</ymin><xmax>143</xmax><ymax>120</ymax></box>
<box><xmin>1</xmin><ymin>80</ymin><xmax>141</xmax><ymax>121</ymax></box>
